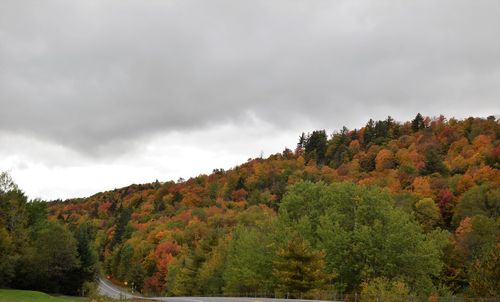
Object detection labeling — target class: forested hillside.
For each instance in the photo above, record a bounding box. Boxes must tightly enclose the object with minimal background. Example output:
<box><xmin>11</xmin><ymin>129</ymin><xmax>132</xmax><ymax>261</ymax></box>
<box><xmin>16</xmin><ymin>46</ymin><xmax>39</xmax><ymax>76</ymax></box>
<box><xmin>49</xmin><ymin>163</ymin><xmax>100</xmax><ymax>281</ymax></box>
<box><xmin>47</xmin><ymin>115</ymin><xmax>499</xmax><ymax>298</ymax></box>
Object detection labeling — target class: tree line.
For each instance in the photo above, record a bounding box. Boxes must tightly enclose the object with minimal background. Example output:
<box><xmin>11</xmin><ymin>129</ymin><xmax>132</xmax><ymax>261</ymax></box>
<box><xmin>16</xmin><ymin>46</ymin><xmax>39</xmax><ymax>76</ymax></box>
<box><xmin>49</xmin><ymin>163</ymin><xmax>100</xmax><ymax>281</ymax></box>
<box><xmin>5</xmin><ymin>114</ymin><xmax>499</xmax><ymax>299</ymax></box>
<box><xmin>0</xmin><ymin>172</ymin><xmax>98</xmax><ymax>295</ymax></box>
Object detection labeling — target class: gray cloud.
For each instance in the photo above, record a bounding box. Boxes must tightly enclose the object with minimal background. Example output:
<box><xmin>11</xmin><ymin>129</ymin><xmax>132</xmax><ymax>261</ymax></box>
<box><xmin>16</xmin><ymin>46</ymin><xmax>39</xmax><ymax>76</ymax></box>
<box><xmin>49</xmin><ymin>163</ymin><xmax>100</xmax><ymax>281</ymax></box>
<box><xmin>1</xmin><ymin>0</ymin><xmax>499</xmax><ymax>156</ymax></box>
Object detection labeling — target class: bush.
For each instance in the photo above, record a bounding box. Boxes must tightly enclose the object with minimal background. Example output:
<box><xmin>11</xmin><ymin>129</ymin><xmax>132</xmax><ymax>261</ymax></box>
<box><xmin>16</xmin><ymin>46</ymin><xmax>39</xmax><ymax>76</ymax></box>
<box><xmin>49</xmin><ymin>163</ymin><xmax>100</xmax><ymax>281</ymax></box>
<box><xmin>360</xmin><ymin>277</ymin><xmax>410</xmax><ymax>302</ymax></box>
<box><xmin>82</xmin><ymin>281</ymin><xmax>98</xmax><ymax>298</ymax></box>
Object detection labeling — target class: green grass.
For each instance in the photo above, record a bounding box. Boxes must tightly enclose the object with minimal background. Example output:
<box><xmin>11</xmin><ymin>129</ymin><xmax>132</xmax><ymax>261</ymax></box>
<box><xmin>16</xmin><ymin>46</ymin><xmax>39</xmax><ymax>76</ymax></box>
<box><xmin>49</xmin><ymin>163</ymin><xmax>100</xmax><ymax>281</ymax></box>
<box><xmin>0</xmin><ymin>289</ymin><xmax>87</xmax><ymax>302</ymax></box>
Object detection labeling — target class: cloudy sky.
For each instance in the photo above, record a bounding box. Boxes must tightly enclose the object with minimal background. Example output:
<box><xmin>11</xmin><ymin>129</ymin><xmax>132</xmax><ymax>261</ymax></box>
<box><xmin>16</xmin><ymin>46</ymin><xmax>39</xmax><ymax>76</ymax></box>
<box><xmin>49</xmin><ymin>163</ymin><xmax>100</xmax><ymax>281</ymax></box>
<box><xmin>1</xmin><ymin>0</ymin><xmax>499</xmax><ymax>200</ymax></box>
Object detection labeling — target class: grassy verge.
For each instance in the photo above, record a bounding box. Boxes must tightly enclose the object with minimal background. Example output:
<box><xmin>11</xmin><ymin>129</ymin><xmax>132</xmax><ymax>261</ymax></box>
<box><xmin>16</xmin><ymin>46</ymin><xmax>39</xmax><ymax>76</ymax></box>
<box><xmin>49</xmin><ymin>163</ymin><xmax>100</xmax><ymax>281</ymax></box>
<box><xmin>0</xmin><ymin>289</ymin><xmax>87</xmax><ymax>302</ymax></box>
<box><xmin>0</xmin><ymin>289</ymin><xmax>155</xmax><ymax>302</ymax></box>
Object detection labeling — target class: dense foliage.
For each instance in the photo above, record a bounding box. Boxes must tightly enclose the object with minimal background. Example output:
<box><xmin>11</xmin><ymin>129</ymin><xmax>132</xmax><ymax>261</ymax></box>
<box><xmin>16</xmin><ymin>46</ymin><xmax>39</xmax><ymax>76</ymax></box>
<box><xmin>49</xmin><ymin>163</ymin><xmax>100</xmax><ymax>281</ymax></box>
<box><xmin>0</xmin><ymin>172</ymin><xmax>98</xmax><ymax>295</ymax></box>
<box><xmin>28</xmin><ymin>115</ymin><xmax>500</xmax><ymax>298</ymax></box>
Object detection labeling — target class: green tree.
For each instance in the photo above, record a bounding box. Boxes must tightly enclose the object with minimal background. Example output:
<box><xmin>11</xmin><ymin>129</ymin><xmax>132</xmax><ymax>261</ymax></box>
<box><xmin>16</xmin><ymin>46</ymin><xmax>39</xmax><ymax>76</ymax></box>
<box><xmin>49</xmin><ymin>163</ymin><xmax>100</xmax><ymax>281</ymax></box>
<box><xmin>414</xmin><ymin>198</ymin><xmax>442</xmax><ymax>231</ymax></box>
<box><xmin>197</xmin><ymin>238</ymin><xmax>229</xmax><ymax>294</ymax></box>
<box><xmin>363</xmin><ymin>119</ymin><xmax>375</xmax><ymax>146</ymax></box>
<box><xmin>110</xmin><ymin>206</ymin><xmax>132</xmax><ymax>249</ymax></box>
<box><xmin>0</xmin><ymin>227</ymin><xmax>15</xmax><ymax>286</ymax></box>
<box><xmin>468</xmin><ymin>245</ymin><xmax>500</xmax><ymax>297</ymax></box>
<box><xmin>0</xmin><ymin>171</ymin><xmax>17</xmax><ymax>193</ymax></box>
<box><xmin>168</xmin><ymin>250</ymin><xmax>198</xmax><ymax>296</ymax></box>
<box><xmin>117</xmin><ymin>244</ymin><xmax>134</xmax><ymax>280</ymax></box>
<box><xmin>421</xmin><ymin>145</ymin><xmax>448</xmax><ymax>175</ymax></box>
<box><xmin>0</xmin><ymin>172</ymin><xmax>28</xmax><ymax>288</ymax></box>
<box><xmin>29</xmin><ymin>222</ymin><xmax>81</xmax><ymax>294</ymax></box>
<box><xmin>360</xmin><ymin>278</ymin><xmax>410</xmax><ymax>302</ymax></box>
<box><xmin>69</xmin><ymin>222</ymin><xmax>98</xmax><ymax>293</ymax></box>
<box><xmin>280</xmin><ymin>182</ymin><xmax>448</xmax><ymax>294</ymax></box>
<box><xmin>223</xmin><ymin>224</ymin><xmax>276</xmax><ymax>294</ymax></box>
<box><xmin>0</xmin><ymin>173</ymin><xmax>160</xmax><ymax>294</ymax></box>
<box><xmin>25</xmin><ymin>199</ymin><xmax>48</xmax><ymax>228</ymax></box>
<box><xmin>128</xmin><ymin>263</ymin><xmax>146</xmax><ymax>292</ymax></box>
<box><xmin>411</xmin><ymin>113</ymin><xmax>425</xmax><ymax>132</ymax></box>
<box><xmin>304</xmin><ymin>130</ymin><xmax>328</xmax><ymax>164</ymax></box>
<box><xmin>457</xmin><ymin>216</ymin><xmax>498</xmax><ymax>263</ymax></box>
<box><xmin>0</xmin><ymin>186</ymin><xmax>28</xmax><ymax>249</ymax></box>
<box><xmin>273</xmin><ymin>234</ymin><xmax>329</xmax><ymax>298</ymax></box>
<box><xmin>453</xmin><ymin>184</ymin><xmax>500</xmax><ymax>226</ymax></box>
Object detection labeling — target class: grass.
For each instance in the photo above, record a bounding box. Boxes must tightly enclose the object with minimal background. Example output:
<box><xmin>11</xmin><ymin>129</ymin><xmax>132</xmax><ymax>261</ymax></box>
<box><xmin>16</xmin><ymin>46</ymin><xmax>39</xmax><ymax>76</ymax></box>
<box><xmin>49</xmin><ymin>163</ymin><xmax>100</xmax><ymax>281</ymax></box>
<box><xmin>0</xmin><ymin>289</ymin><xmax>155</xmax><ymax>302</ymax></box>
<box><xmin>0</xmin><ymin>289</ymin><xmax>88</xmax><ymax>302</ymax></box>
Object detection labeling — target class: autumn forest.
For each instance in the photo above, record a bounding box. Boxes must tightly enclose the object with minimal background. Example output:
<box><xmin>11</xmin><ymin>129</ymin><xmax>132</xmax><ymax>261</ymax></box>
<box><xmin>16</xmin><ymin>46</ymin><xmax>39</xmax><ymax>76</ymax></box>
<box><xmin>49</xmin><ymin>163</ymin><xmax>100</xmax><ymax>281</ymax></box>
<box><xmin>1</xmin><ymin>114</ymin><xmax>499</xmax><ymax>300</ymax></box>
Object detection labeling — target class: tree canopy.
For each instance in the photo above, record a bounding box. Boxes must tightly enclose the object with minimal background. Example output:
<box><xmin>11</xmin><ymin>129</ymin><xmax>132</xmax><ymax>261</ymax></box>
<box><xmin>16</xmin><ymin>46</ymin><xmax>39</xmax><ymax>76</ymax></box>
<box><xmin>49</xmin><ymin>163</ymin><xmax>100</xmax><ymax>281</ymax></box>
<box><xmin>14</xmin><ymin>114</ymin><xmax>497</xmax><ymax>299</ymax></box>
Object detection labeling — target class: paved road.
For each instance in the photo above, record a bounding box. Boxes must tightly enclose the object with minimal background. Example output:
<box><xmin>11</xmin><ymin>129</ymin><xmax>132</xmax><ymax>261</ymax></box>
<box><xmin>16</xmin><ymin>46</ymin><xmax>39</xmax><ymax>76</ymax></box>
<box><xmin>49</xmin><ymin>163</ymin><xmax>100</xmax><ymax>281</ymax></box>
<box><xmin>157</xmin><ymin>297</ymin><xmax>339</xmax><ymax>302</ymax></box>
<box><xmin>98</xmin><ymin>278</ymin><xmax>143</xmax><ymax>300</ymax></box>
<box><xmin>98</xmin><ymin>277</ymin><xmax>340</xmax><ymax>302</ymax></box>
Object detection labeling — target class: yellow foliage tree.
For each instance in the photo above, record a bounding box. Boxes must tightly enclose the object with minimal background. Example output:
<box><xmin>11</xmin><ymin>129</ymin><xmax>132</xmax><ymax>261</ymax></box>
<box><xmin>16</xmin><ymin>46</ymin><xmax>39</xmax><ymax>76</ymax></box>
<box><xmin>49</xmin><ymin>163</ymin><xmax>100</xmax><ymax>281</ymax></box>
<box><xmin>412</xmin><ymin>176</ymin><xmax>433</xmax><ymax>197</ymax></box>
<box><xmin>375</xmin><ymin>149</ymin><xmax>395</xmax><ymax>172</ymax></box>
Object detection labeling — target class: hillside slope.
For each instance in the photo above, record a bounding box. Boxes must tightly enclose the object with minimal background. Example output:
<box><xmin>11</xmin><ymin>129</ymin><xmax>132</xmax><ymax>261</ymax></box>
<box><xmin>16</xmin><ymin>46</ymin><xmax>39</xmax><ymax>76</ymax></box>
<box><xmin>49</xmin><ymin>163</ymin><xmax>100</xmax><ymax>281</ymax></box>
<box><xmin>48</xmin><ymin>115</ymin><xmax>499</xmax><ymax>298</ymax></box>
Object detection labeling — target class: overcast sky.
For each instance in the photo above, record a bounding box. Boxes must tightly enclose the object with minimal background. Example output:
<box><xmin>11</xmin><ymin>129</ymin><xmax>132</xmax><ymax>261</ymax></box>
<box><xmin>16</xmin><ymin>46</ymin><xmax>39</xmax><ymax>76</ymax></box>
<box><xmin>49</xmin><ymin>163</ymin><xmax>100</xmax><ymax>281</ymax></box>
<box><xmin>1</xmin><ymin>0</ymin><xmax>499</xmax><ymax>200</ymax></box>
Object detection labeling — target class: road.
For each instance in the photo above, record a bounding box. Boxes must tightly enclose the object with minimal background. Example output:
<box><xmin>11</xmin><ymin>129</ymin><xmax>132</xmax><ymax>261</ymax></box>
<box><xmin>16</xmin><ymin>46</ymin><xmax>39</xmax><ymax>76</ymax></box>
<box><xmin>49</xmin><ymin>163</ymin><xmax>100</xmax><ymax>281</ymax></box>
<box><xmin>98</xmin><ymin>278</ymin><xmax>341</xmax><ymax>302</ymax></box>
<box><xmin>154</xmin><ymin>297</ymin><xmax>340</xmax><ymax>302</ymax></box>
<box><xmin>98</xmin><ymin>278</ymin><xmax>143</xmax><ymax>300</ymax></box>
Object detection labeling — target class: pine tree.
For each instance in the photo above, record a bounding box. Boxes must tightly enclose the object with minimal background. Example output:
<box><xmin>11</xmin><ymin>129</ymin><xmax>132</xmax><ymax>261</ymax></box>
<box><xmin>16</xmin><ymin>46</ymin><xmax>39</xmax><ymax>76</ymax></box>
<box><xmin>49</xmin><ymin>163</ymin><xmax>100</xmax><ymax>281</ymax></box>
<box><xmin>304</xmin><ymin>130</ymin><xmax>328</xmax><ymax>164</ymax></box>
<box><xmin>110</xmin><ymin>206</ymin><xmax>132</xmax><ymax>249</ymax></box>
<box><xmin>421</xmin><ymin>145</ymin><xmax>448</xmax><ymax>175</ymax></box>
<box><xmin>363</xmin><ymin>119</ymin><xmax>375</xmax><ymax>145</ymax></box>
<box><xmin>411</xmin><ymin>113</ymin><xmax>425</xmax><ymax>132</ymax></box>
<box><xmin>296</xmin><ymin>132</ymin><xmax>306</xmax><ymax>155</ymax></box>
<box><xmin>273</xmin><ymin>235</ymin><xmax>328</xmax><ymax>298</ymax></box>
<box><xmin>66</xmin><ymin>222</ymin><xmax>98</xmax><ymax>294</ymax></box>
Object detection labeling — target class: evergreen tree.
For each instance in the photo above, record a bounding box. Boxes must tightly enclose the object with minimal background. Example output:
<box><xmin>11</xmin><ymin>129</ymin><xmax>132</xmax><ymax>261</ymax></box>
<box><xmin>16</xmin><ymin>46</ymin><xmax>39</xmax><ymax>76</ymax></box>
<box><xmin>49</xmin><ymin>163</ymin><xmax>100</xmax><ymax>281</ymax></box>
<box><xmin>386</xmin><ymin>115</ymin><xmax>395</xmax><ymax>136</ymax></box>
<box><xmin>70</xmin><ymin>222</ymin><xmax>98</xmax><ymax>292</ymax></box>
<box><xmin>374</xmin><ymin>120</ymin><xmax>389</xmax><ymax>142</ymax></box>
<box><xmin>110</xmin><ymin>206</ymin><xmax>132</xmax><ymax>249</ymax></box>
<box><xmin>326</xmin><ymin>127</ymin><xmax>351</xmax><ymax>168</ymax></box>
<box><xmin>363</xmin><ymin>119</ymin><xmax>375</xmax><ymax>145</ymax></box>
<box><xmin>116</xmin><ymin>244</ymin><xmax>134</xmax><ymax>280</ymax></box>
<box><xmin>128</xmin><ymin>263</ymin><xmax>146</xmax><ymax>292</ymax></box>
<box><xmin>421</xmin><ymin>145</ymin><xmax>448</xmax><ymax>175</ymax></box>
<box><xmin>296</xmin><ymin>132</ymin><xmax>306</xmax><ymax>155</ymax></box>
<box><xmin>304</xmin><ymin>130</ymin><xmax>328</xmax><ymax>164</ymax></box>
<box><xmin>273</xmin><ymin>234</ymin><xmax>328</xmax><ymax>298</ymax></box>
<box><xmin>411</xmin><ymin>113</ymin><xmax>425</xmax><ymax>132</ymax></box>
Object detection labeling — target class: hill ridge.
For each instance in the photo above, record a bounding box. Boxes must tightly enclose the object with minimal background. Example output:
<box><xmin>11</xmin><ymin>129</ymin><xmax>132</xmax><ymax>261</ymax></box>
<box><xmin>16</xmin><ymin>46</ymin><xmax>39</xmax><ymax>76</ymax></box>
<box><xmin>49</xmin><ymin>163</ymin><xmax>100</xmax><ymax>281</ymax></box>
<box><xmin>48</xmin><ymin>114</ymin><xmax>499</xmax><ymax>297</ymax></box>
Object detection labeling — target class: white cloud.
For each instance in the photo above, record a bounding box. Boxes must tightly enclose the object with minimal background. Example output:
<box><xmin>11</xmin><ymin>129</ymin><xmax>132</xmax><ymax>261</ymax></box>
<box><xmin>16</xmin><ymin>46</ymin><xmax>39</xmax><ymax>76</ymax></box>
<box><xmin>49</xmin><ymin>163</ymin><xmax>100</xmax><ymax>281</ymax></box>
<box><xmin>1</xmin><ymin>118</ymin><xmax>307</xmax><ymax>200</ymax></box>
<box><xmin>0</xmin><ymin>0</ymin><xmax>498</xmax><ymax>199</ymax></box>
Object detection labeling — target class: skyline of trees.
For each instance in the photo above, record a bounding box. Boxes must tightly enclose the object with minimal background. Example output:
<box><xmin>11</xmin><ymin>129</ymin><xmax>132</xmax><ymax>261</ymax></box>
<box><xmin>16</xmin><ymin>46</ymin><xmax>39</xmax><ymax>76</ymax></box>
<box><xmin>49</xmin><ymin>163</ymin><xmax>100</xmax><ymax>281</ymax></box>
<box><xmin>1</xmin><ymin>114</ymin><xmax>498</xmax><ymax>299</ymax></box>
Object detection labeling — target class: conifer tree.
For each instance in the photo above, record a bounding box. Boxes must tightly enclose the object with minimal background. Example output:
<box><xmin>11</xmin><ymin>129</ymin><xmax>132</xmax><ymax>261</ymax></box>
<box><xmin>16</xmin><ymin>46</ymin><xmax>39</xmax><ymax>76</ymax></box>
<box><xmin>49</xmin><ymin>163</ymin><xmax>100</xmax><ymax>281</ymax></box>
<box><xmin>421</xmin><ymin>145</ymin><xmax>448</xmax><ymax>175</ymax></box>
<box><xmin>304</xmin><ymin>130</ymin><xmax>328</xmax><ymax>164</ymax></box>
<box><xmin>273</xmin><ymin>235</ymin><xmax>328</xmax><ymax>298</ymax></box>
<box><xmin>363</xmin><ymin>119</ymin><xmax>375</xmax><ymax>145</ymax></box>
<box><xmin>411</xmin><ymin>113</ymin><xmax>425</xmax><ymax>132</ymax></box>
